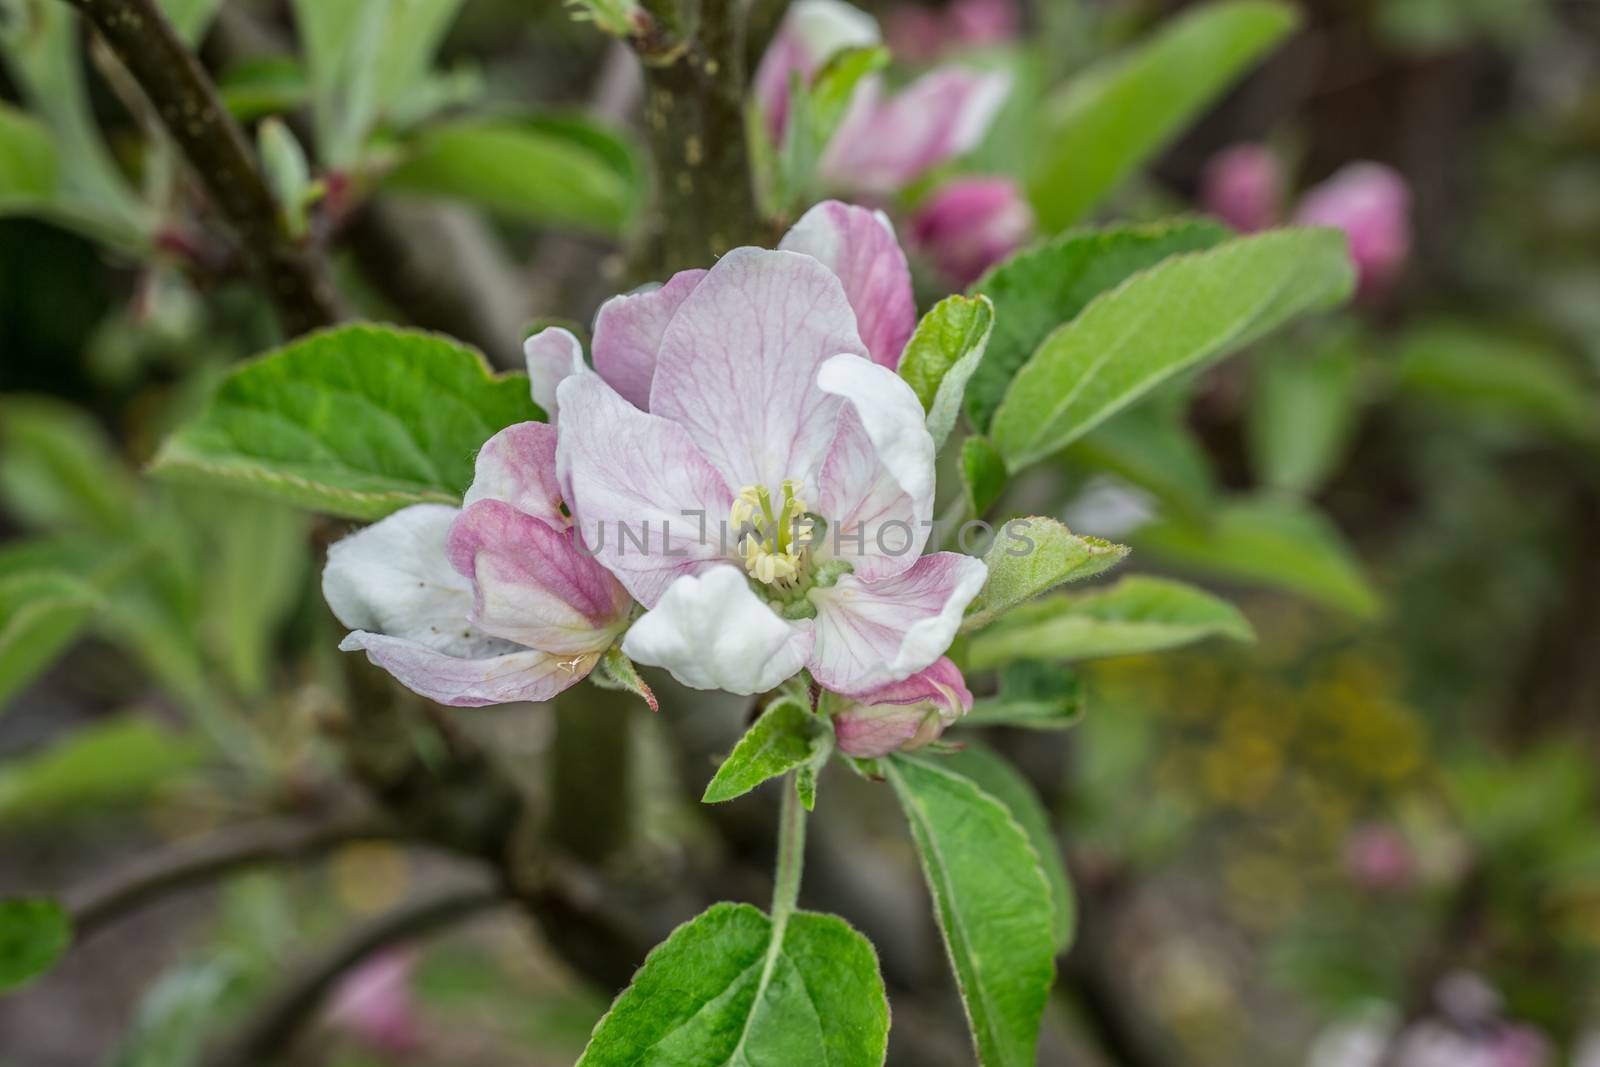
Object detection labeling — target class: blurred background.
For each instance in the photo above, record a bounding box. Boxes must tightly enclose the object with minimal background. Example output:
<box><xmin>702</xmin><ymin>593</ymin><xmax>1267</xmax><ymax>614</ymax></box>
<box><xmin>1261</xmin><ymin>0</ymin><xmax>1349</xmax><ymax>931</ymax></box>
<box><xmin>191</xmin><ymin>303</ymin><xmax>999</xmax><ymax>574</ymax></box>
<box><xmin>3</xmin><ymin>0</ymin><xmax>1599</xmax><ymax>1064</ymax></box>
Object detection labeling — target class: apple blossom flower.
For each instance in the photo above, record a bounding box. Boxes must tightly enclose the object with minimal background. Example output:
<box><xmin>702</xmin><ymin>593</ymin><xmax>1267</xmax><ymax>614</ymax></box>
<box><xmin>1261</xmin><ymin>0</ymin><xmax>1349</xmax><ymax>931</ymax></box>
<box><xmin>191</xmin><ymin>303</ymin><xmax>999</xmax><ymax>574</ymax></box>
<box><xmin>831</xmin><ymin>656</ymin><xmax>972</xmax><ymax>756</ymax></box>
<box><xmin>326</xmin><ymin>950</ymin><xmax>423</xmax><ymax>1054</ymax></box>
<box><xmin>887</xmin><ymin>0</ymin><xmax>1021</xmax><ymax>63</ymax></box>
<box><xmin>531</xmin><ymin>199</ymin><xmax>987</xmax><ymax>701</ymax></box>
<box><xmin>910</xmin><ymin>176</ymin><xmax>1035</xmax><ymax>287</ymax></box>
<box><xmin>753</xmin><ymin>0</ymin><xmax>1011</xmax><ymax>196</ymax></box>
<box><xmin>1294</xmin><ymin>162</ymin><xmax>1411</xmax><ymax>297</ymax></box>
<box><xmin>1200</xmin><ymin>142</ymin><xmax>1283</xmax><ymax>234</ymax></box>
<box><xmin>322</xmin><ymin>420</ymin><xmax>632</xmax><ymax>706</ymax></box>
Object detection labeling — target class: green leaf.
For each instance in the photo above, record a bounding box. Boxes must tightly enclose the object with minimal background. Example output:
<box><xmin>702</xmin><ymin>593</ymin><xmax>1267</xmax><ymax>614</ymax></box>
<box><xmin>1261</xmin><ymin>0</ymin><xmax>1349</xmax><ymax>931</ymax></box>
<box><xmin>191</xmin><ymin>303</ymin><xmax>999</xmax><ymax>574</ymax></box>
<box><xmin>577</xmin><ymin>902</ymin><xmax>888</xmax><ymax>1067</ymax></box>
<box><xmin>0</xmin><ymin>571</ymin><xmax>102</xmax><ymax>710</ymax></box>
<box><xmin>0</xmin><ymin>714</ymin><xmax>206</xmax><ymax>824</ymax></box>
<box><xmin>0</xmin><ymin>102</ymin><xmax>59</xmax><ymax>212</ymax></box>
<box><xmin>767</xmin><ymin>46</ymin><xmax>889</xmax><ymax>214</ymax></box>
<box><xmin>937</xmin><ymin>743</ymin><xmax>1075</xmax><ymax>950</ymax></box>
<box><xmin>219</xmin><ymin>57</ymin><xmax>311</xmax><ymax>122</ymax></box>
<box><xmin>383</xmin><ymin>115</ymin><xmax>643</xmax><ymax>235</ymax></box>
<box><xmin>157</xmin><ymin>0</ymin><xmax>226</xmax><ymax>42</ymax></box>
<box><xmin>963</xmin><ymin>516</ymin><xmax>1128</xmax><ymax>632</ymax></box>
<box><xmin>898</xmin><ymin>295</ymin><xmax>995</xmax><ymax>449</ymax></box>
<box><xmin>887</xmin><ymin>755</ymin><xmax>1055</xmax><ymax>1067</ymax></box>
<box><xmin>1027</xmin><ymin>1</ymin><xmax>1299</xmax><ymax>231</ymax></box>
<box><xmin>589</xmin><ymin>646</ymin><xmax>660</xmax><ymax>712</ymax></box>
<box><xmin>1134</xmin><ymin>496</ymin><xmax>1382</xmax><ymax>618</ymax></box>
<box><xmin>257</xmin><ymin>118</ymin><xmax>312</xmax><ymax>238</ymax></box>
<box><xmin>963</xmin><ymin>661</ymin><xmax>1083</xmax><ymax>731</ymax></box>
<box><xmin>703</xmin><ymin>698</ymin><xmax>832</xmax><ymax>805</ymax></box>
<box><xmin>0</xmin><ymin>897</ymin><xmax>70</xmax><ymax>991</ymax></box>
<box><xmin>1069</xmin><ymin>403</ymin><xmax>1216</xmax><ymax>522</ymax></box>
<box><xmin>151</xmin><ymin>324</ymin><xmax>541</xmax><ymax>520</ymax></box>
<box><xmin>967</xmin><ymin>575</ymin><xmax>1253</xmax><ymax>669</ymax></box>
<box><xmin>990</xmin><ymin>228</ymin><xmax>1356</xmax><ymax>470</ymax></box>
<box><xmin>0</xmin><ymin>395</ymin><xmax>139</xmax><ymax>534</ymax></box>
<box><xmin>962</xmin><ymin>435</ymin><xmax>1008</xmax><ymax>518</ymax></box>
<box><xmin>1248</xmin><ymin>333</ymin><xmax>1365</xmax><ymax>495</ymax></box>
<box><xmin>569</xmin><ymin>0</ymin><xmax>645</xmax><ymax>37</ymax></box>
<box><xmin>966</xmin><ymin>218</ymin><xmax>1231</xmax><ymax>431</ymax></box>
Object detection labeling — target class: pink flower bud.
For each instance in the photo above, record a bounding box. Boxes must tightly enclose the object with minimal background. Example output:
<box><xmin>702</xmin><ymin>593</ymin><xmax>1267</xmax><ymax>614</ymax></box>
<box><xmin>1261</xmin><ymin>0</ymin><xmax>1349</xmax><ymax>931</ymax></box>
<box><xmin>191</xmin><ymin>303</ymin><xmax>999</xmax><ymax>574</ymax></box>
<box><xmin>910</xmin><ymin>177</ymin><xmax>1034</xmax><ymax>288</ymax></box>
<box><xmin>1200</xmin><ymin>143</ymin><xmax>1283</xmax><ymax>234</ymax></box>
<box><xmin>327</xmin><ymin>950</ymin><xmax>423</xmax><ymax>1054</ymax></box>
<box><xmin>1294</xmin><ymin>162</ymin><xmax>1411</xmax><ymax>298</ymax></box>
<box><xmin>832</xmin><ymin>657</ymin><xmax>971</xmax><ymax>757</ymax></box>
<box><xmin>1343</xmin><ymin>822</ymin><xmax>1415</xmax><ymax>892</ymax></box>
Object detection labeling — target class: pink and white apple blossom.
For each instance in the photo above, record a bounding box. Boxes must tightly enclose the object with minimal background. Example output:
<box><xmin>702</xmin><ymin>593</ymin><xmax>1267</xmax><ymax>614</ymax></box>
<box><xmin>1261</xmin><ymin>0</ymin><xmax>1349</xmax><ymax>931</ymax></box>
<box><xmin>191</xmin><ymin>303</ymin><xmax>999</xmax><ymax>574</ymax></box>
<box><xmin>530</xmin><ymin>199</ymin><xmax>987</xmax><ymax>708</ymax></box>
<box><xmin>753</xmin><ymin>0</ymin><xmax>1011</xmax><ymax>196</ymax></box>
<box><xmin>830</xmin><ymin>656</ymin><xmax>972</xmax><ymax>756</ymax></box>
<box><xmin>910</xmin><ymin>175</ymin><xmax>1035</xmax><ymax>287</ymax></box>
<box><xmin>322</xmin><ymin>420</ymin><xmax>632</xmax><ymax>706</ymax></box>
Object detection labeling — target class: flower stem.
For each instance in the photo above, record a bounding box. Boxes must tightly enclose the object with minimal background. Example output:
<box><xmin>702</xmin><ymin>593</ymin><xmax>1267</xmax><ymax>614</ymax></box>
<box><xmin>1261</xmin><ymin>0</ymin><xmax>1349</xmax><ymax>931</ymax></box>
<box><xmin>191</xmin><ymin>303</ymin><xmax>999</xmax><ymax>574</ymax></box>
<box><xmin>771</xmin><ymin>773</ymin><xmax>807</xmax><ymax>925</ymax></box>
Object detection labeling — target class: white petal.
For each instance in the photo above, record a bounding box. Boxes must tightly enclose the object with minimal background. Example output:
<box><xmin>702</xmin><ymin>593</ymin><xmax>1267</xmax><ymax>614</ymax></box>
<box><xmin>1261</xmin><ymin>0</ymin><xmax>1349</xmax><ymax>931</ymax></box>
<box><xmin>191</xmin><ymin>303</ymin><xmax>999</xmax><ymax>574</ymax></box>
<box><xmin>524</xmin><ymin>327</ymin><xmax>586</xmax><ymax>423</ymax></box>
<box><xmin>817</xmin><ymin>354</ymin><xmax>935</xmax><ymax>517</ymax></box>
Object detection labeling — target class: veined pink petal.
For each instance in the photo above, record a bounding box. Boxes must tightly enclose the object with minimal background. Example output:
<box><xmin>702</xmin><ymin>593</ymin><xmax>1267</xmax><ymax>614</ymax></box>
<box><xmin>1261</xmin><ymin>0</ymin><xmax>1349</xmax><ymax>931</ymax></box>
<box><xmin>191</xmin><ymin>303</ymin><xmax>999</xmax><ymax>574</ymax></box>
<box><xmin>820</xmin><ymin>68</ymin><xmax>1011</xmax><ymax>195</ymax></box>
<box><xmin>909</xmin><ymin>176</ymin><xmax>1034</xmax><ymax>288</ymax></box>
<box><xmin>338</xmin><ymin>632</ymin><xmax>592</xmax><ymax>707</ymax></box>
<box><xmin>556</xmin><ymin>370</ymin><xmax>734</xmax><ymax>607</ymax></box>
<box><xmin>753</xmin><ymin>0</ymin><xmax>882</xmax><ymax>143</ymax></box>
<box><xmin>650</xmin><ymin>248</ymin><xmax>865</xmax><ymax>497</ymax></box>
<box><xmin>779</xmin><ymin>201</ymin><xmax>916</xmax><ymax>369</ymax></box>
<box><xmin>524</xmin><ymin>327</ymin><xmax>585</xmax><ymax>423</ymax></box>
<box><xmin>807</xmin><ymin>551</ymin><xmax>987</xmax><ymax>692</ymax></box>
<box><xmin>464</xmin><ymin>422</ymin><xmax>565</xmax><ymax>528</ymax></box>
<box><xmin>814</xmin><ymin>354</ymin><xmax>936</xmax><ymax>580</ymax></box>
<box><xmin>832</xmin><ymin>656</ymin><xmax>972</xmax><ymax>757</ymax></box>
<box><xmin>447</xmin><ymin>499</ymin><xmax>630</xmax><ymax>655</ymax></box>
<box><xmin>591</xmin><ymin>269</ymin><xmax>707</xmax><ymax>410</ymax></box>
<box><xmin>621</xmin><ymin>566</ymin><xmax>814</xmax><ymax>694</ymax></box>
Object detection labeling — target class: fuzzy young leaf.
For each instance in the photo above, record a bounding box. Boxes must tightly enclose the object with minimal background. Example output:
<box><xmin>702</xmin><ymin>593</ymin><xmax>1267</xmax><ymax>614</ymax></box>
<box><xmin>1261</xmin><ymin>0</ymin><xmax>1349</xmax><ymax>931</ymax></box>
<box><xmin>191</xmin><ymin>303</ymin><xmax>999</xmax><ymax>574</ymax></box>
<box><xmin>990</xmin><ymin>228</ymin><xmax>1356</xmax><ymax>470</ymax></box>
<box><xmin>963</xmin><ymin>516</ymin><xmax>1128</xmax><ymax>632</ymax></box>
<box><xmin>888</xmin><ymin>755</ymin><xmax>1055</xmax><ymax>1067</ymax></box>
<box><xmin>383</xmin><ymin>115</ymin><xmax>643</xmax><ymax>235</ymax></box>
<box><xmin>1135</xmin><ymin>496</ymin><xmax>1382</xmax><ymax>618</ymax></box>
<box><xmin>590</xmin><ymin>646</ymin><xmax>659</xmax><ymax>712</ymax></box>
<box><xmin>938</xmin><ymin>743</ymin><xmax>1075</xmax><ymax>950</ymax></box>
<box><xmin>577</xmin><ymin>902</ymin><xmax>888</xmax><ymax>1067</ymax></box>
<box><xmin>151</xmin><ymin>324</ymin><xmax>541</xmax><ymax>520</ymax></box>
<box><xmin>963</xmin><ymin>661</ymin><xmax>1083</xmax><ymax>731</ymax></box>
<box><xmin>703</xmin><ymin>698</ymin><xmax>831</xmax><ymax>805</ymax></box>
<box><xmin>898</xmin><ymin>294</ymin><xmax>995</xmax><ymax>449</ymax></box>
<box><xmin>0</xmin><ymin>571</ymin><xmax>101</xmax><ymax>711</ymax></box>
<box><xmin>968</xmin><ymin>575</ymin><xmax>1254</xmax><ymax>669</ymax></box>
<box><xmin>1028</xmin><ymin>1</ymin><xmax>1298</xmax><ymax>231</ymax></box>
<box><xmin>961</xmin><ymin>436</ymin><xmax>1008</xmax><ymax>519</ymax></box>
<box><xmin>967</xmin><ymin>218</ymin><xmax>1230</xmax><ymax>430</ymax></box>
<box><xmin>0</xmin><ymin>897</ymin><xmax>70</xmax><ymax>990</ymax></box>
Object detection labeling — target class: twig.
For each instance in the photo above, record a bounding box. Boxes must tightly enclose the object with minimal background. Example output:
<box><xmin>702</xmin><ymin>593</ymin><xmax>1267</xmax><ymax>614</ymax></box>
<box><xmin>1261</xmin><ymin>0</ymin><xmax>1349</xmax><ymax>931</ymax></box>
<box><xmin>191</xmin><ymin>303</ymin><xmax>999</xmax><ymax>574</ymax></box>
<box><xmin>62</xmin><ymin>0</ymin><xmax>339</xmax><ymax>336</ymax></box>
<box><xmin>202</xmin><ymin>884</ymin><xmax>504</xmax><ymax>1067</ymax></box>
<box><xmin>66</xmin><ymin>814</ymin><xmax>392</xmax><ymax>940</ymax></box>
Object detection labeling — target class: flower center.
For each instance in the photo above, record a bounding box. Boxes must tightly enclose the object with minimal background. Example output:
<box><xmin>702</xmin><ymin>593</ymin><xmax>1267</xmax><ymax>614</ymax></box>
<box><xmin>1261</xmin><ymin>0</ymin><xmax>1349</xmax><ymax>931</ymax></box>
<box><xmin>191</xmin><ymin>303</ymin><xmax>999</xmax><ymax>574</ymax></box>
<box><xmin>730</xmin><ymin>480</ymin><xmax>815</xmax><ymax>589</ymax></box>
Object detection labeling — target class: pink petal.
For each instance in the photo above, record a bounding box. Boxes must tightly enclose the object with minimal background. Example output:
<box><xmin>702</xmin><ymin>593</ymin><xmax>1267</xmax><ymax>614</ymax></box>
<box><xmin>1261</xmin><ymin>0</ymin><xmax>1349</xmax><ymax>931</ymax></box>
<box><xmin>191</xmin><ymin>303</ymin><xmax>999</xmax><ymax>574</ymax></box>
<box><xmin>832</xmin><ymin>656</ymin><xmax>972</xmax><ymax>757</ymax></box>
<box><xmin>821</xmin><ymin>68</ymin><xmax>1011</xmax><ymax>195</ymax></box>
<box><xmin>779</xmin><ymin>200</ymin><xmax>916</xmax><ymax>369</ymax></box>
<box><xmin>814</xmin><ymin>354</ymin><xmax>936</xmax><ymax>581</ymax></box>
<box><xmin>555</xmin><ymin>370</ymin><xmax>734</xmax><ymax>607</ymax></box>
<box><xmin>464</xmin><ymin>422</ymin><xmax>565</xmax><ymax>528</ymax></box>
<box><xmin>524</xmin><ymin>327</ymin><xmax>585</xmax><ymax>423</ymax></box>
<box><xmin>807</xmin><ymin>551</ymin><xmax>987</xmax><ymax>692</ymax></box>
<box><xmin>621</xmin><ymin>565</ymin><xmax>813</xmax><ymax>695</ymax></box>
<box><xmin>1294</xmin><ymin>162</ymin><xmax>1411</xmax><ymax>298</ymax></box>
<box><xmin>447</xmin><ymin>499</ymin><xmax>630</xmax><ymax>654</ymax></box>
<box><xmin>649</xmin><ymin>247</ymin><xmax>865</xmax><ymax>496</ymax></box>
<box><xmin>909</xmin><ymin>176</ymin><xmax>1034</xmax><ymax>288</ymax></box>
<box><xmin>591</xmin><ymin>269</ymin><xmax>707</xmax><ymax>410</ymax></box>
<box><xmin>1200</xmin><ymin>143</ymin><xmax>1283</xmax><ymax>234</ymax></box>
<box><xmin>338</xmin><ymin>631</ymin><xmax>592</xmax><ymax>707</ymax></box>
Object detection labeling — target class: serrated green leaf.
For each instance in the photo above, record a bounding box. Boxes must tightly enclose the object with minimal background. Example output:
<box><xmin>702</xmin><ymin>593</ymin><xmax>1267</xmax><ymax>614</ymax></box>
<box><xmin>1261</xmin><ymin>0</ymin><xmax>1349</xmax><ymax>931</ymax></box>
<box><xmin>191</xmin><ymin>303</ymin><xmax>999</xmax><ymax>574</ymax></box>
<box><xmin>937</xmin><ymin>743</ymin><xmax>1075</xmax><ymax>950</ymax></box>
<box><xmin>589</xmin><ymin>646</ymin><xmax>659</xmax><ymax>712</ymax></box>
<box><xmin>963</xmin><ymin>516</ymin><xmax>1128</xmax><ymax>632</ymax></box>
<box><xmin>0</xmin><ymin>102</ymin><xmax>58</xmax><ymax>212</ymax></box>
<box><xmin>577</xmin><ymin>902</ymin><xmax>888</xmax><ymax>1067</ymax></box>
<box><xmin>990</xmin><ymin>228</ymin><xmax>1356</xmax><ymax>470</ymax></box>
<box><xmin>887</xmin><ymin>755</ymin><xmax>1055</xmax><ymax>1067</ymax></box>
<box><xmin>1249</xmin><ymin>333</ymin><xmax>1365</xmax><ymax>495</ymax></box>
<box><xmin>968</xmin><ymin>575</ymin><xmax>1253</xmax><ymax>669</ymax></box>
<box><xmin>0</xmin><ymin>714</ymin><xmax>206</xmax><ymax>824</ymax></box>
<box><xmin>703</xmin><ymin>698</ymin><xmax>832</xmax><ymax>805</ymax></box>
<box><xmin>967</xmin><ymin>218</ymin><xmax>1231</xmax><ymax>430</ymax></box>
<box><xmin>963</xmin><ymin>661</ymin><xmax>1083</xmax><ymax>731</ymax></box>
<box><xmin>1027</xmin><ymin>1</ymin><xmax>1299</xmax><ymax>231</ymax></box>
<box><xmin>1134</xmin><ymin>496</ymin><xmax>1382</xmax><ymax>618</ymax></box>
<box><xmin>0</xmin><ymin>571</ymin><xmax>102</xmax><ymax>711</ymax></box>
<box><xmin>0</xmin><ymin>897</ymin><xmax>71</xmax><ymax>990</ymax></box>
<box><xmin>150</xmin><ymin>324</ymin><xmax>541</xmax><ymax>520</ymax></box>
<box><xmin>962</xmin><ymin>435</ymin><xmax>1008</xmax><ymax>519</ymax></box>
<box><xmin>383</xmin><ymin>115</ymin><xmax>643</xmax><ymax>235</ymax></box>
<box><xmin>899</xmin><ymin>295</ymin><xmax>995</xmax><ymax>449</ymax></box>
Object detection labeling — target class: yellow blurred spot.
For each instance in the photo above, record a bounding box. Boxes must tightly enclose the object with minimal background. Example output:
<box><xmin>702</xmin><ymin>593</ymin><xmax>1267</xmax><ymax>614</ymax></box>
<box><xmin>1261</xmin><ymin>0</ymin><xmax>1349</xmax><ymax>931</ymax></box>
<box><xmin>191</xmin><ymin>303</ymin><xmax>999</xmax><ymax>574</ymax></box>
<box><xmin>332</xmin><ymin>841</ymin><xmax>411</xmax><ymax>916</ymax></box>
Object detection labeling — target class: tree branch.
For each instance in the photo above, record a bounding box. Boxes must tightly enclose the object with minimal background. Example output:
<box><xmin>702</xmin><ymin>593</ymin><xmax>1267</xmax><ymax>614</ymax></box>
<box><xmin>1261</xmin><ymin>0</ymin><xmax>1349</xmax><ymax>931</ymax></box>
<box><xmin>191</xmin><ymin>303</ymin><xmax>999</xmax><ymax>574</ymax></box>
<box><xmin>62</xmin><ymin>0</ymin><xmax>339</xmax><ymax>336</ymax></box>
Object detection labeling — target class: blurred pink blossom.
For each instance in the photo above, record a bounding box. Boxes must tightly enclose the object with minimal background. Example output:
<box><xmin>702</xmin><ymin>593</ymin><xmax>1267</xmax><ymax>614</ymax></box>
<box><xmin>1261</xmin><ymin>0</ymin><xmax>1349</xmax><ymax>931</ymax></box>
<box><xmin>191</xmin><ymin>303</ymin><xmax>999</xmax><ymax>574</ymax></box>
<box><xmin>910</xmin><ymin>176</ymin><xmax>1034</xmax><ymax>287</ymax></box>
<box><xmin>1294</xmin><ymin>162</ymin><xmax>1412</xmax><ymax>297</ymax></box>
<box><xmin>327</xmin><ymin>950</ymin><xmax>423</xmax><ymax>1055</ymax></box>
<box><xmin>887</xmin><ymin>0</ymin><xmax>1020</xmax><ymax>62</ymax></box>
<box><xmin>1343</xmin><ymin>822</ymin><xmax>1415</xmax><ymax>892</ymax></box>
<box><xmin>1200</xmin><ymin>143</ymin><xmax>1283</xmax><ymax>234</ymax></box>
